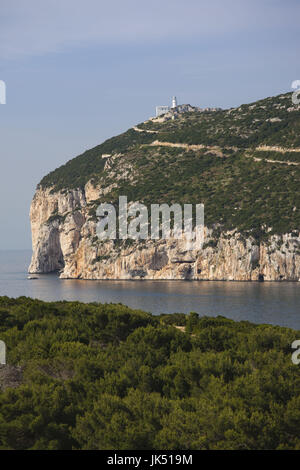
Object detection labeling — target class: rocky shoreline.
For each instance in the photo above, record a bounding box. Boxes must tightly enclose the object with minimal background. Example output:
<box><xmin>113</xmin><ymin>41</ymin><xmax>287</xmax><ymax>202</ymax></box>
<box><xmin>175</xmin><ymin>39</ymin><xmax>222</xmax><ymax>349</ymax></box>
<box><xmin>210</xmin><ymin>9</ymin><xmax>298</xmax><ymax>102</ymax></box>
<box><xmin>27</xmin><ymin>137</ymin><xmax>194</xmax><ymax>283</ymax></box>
<box><xmin>29</xmin><ymin>185</ymin><xmax>300</xmax><ymax>282</ymax></box>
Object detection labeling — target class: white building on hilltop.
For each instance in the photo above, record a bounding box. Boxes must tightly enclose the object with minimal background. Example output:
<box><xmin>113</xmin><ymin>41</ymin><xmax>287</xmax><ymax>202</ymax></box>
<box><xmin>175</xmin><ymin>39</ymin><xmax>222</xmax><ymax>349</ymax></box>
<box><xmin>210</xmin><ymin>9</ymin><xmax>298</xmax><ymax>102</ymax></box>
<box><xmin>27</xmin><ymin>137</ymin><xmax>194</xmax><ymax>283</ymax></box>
<box><xmin>156</xmin><ymin>96</ymin><xmax>178</xmax><ymax>117</ymax></box>
<box><xmin>155</xmin><ymin>105</ymin><xmax>170</xmax><ymax>117</ymax></box>
<box><xmin>154</xmin><ymin>96</ymin><xmax>221</xmax><ymax>120</ymax></box>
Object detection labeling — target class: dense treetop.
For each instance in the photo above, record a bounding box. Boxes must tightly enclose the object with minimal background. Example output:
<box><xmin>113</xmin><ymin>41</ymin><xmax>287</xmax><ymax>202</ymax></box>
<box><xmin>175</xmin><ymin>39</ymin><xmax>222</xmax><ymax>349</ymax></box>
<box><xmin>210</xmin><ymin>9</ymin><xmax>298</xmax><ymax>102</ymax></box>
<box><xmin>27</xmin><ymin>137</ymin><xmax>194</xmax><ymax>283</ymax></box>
<box><xmin>0</xmin><ymin>297</ymin><xmax>299</xmax><ymax>450</ymax></box>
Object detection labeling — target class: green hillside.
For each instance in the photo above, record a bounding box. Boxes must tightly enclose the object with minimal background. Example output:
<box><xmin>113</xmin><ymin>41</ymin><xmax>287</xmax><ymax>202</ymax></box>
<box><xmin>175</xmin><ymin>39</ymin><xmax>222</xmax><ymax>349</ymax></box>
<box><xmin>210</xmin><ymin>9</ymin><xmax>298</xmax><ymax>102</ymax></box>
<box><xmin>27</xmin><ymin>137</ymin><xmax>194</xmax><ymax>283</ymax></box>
<box><xmin>39</xmin><ymin>129</ymin><xmax>154</xmax><ymax>191</ymax></box>
<box><xmin>38</xmin><ymin>92</ymin><xmax>300</xmax><ymax>237</ymax></box>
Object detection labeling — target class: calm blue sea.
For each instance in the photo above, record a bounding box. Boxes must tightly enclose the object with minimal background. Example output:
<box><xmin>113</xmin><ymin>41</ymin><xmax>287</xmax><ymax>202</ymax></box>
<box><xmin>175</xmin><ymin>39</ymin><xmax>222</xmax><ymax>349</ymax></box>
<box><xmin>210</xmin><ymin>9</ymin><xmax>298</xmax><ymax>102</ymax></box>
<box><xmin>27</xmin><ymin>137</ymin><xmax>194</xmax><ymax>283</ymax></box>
<box><xmin>0</xmin><ymin>250</ymin><xmax>300</xmax><ymax>329</ymax></box>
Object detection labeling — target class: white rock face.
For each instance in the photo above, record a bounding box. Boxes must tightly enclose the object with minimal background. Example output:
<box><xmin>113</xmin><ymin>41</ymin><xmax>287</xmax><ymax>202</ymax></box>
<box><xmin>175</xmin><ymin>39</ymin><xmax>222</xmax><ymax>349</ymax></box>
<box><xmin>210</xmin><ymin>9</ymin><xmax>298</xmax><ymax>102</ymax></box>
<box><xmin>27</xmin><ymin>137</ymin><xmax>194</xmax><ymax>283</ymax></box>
<box><xmin>29</xmin><ymin>187</ymin><xmax>86</xmax><ymax>274</ymax></box>
<box><xmin>29</xmin><ymin>184</ymin><xmax>300</xmax><ymax>281</ymax></box>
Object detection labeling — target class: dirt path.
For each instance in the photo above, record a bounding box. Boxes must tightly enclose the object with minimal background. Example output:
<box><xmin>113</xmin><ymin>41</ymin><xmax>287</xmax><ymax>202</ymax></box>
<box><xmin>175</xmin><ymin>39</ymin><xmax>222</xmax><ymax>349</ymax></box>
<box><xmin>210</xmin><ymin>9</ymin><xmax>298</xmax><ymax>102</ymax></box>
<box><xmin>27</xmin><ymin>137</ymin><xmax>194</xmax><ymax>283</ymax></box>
<box><xmin>133</xmin><ymin>126</ymin><xmax>157</xmax><ymax>134</ymax></box>
<box><xmin>248</xmin><ymin>155</ymin><xmax>300</xmax><ymax>166</ymax></box>
<box><xmin>149</xmin><ymin>140</ymin><xmax>206</xmax><ymax>150</ymax></box>
<box><xmin>147</xmin><ymin>140</ymin><xmax>300</xmax><ymax>166</ymax></box>
<box><xmin>256</xmin><ymin>145</ymin><xmax>300</xmax><ymax>153</ymax></box>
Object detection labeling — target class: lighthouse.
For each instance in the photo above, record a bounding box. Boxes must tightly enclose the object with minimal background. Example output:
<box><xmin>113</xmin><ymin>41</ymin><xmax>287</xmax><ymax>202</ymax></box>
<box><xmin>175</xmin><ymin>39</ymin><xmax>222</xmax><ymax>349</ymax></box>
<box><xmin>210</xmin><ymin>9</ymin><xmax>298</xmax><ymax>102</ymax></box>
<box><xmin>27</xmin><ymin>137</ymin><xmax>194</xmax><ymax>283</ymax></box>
<box><xmin>155</xmin><ymin>96</ymin><xmax>178</xmax><ymax>117</ymax></box>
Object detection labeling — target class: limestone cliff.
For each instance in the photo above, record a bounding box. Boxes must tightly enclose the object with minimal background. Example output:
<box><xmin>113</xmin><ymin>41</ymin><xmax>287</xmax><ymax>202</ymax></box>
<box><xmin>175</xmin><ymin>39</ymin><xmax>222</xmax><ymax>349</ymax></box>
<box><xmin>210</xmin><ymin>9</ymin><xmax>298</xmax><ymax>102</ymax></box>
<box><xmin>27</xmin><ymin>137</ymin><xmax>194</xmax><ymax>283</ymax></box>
<box><xmin>29</xmin><ymin>183</ymin><xmax>300</xmax><ymax>281</ymax></box>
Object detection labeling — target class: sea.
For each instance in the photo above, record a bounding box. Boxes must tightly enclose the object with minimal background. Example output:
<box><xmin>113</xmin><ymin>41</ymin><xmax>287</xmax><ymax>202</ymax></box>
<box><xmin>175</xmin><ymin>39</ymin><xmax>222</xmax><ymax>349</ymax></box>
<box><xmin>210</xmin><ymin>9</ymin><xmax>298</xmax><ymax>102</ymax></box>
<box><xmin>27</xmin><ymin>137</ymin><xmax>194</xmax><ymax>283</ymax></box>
<box><xmin>0</xmin><ymin>250</ymin><xmax>300</xmax><ymax>330</ymax></box>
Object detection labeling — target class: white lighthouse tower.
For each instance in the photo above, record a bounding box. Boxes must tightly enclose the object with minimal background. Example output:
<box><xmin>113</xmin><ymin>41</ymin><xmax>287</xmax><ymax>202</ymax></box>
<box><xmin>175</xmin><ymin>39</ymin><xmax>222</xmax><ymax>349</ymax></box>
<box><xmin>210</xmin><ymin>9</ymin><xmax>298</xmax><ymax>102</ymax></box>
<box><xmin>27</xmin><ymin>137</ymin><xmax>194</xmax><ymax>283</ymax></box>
<box><xmin>171</xmin><ymin>96</ymin><xmax>177</xmax><ymax>108</ymax></box>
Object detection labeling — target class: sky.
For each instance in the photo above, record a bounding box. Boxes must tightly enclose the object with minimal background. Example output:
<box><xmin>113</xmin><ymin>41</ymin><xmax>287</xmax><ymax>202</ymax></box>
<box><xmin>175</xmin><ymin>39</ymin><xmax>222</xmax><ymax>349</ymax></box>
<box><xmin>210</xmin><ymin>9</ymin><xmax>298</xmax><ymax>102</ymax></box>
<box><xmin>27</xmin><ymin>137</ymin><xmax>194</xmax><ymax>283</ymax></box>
<box><xmin>0</xmin><ymin>0</ymin><xmax>300</xmax><ymax>249</ymax></box>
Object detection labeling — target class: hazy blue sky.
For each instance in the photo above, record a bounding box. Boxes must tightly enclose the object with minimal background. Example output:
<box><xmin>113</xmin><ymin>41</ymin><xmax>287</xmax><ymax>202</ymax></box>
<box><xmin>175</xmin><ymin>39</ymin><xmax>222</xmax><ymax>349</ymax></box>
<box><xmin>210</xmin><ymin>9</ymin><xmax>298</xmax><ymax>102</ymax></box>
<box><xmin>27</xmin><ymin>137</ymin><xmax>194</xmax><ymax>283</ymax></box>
<box><xmin>0</xmin><ymin>0</ymin><xmax>300</xmax><ymax>249</ymax></box>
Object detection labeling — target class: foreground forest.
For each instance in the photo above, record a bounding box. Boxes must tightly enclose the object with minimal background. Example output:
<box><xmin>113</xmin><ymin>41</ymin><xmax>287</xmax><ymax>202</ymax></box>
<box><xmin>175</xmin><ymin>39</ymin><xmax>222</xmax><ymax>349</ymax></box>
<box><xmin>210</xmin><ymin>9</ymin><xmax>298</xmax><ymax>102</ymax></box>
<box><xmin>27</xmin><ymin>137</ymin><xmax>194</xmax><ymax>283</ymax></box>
<box><xmin>0</xmin><ymin>296</ymin><xmax>299</xmax><ymax>450</ymax></box>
